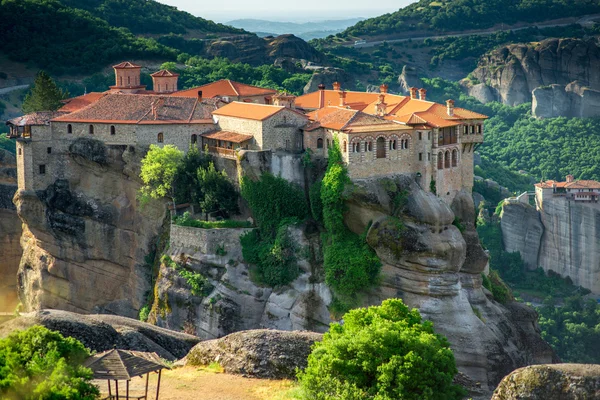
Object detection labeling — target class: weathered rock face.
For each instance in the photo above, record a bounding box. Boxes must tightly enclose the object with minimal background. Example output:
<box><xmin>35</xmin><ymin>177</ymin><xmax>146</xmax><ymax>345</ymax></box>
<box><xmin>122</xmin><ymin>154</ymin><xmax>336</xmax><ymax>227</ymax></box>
<box><xmin>0</xmin><ymin>149</ymin><xmax>22</xmax><ymax>312</ymax></box>
<box><xmin>500</xmin><ymin>202</ymin><xmax>543</xmax><ymax>270</ymax></box>
<box><xmin>0</xmin><ymin>309</ymin><xmax>199</xmax><ymax>360</ymax></box>
<box><xmin>345</xmin><ymin>176</ymin><xmax>554</xmax><ymax>389</ymax></box>
<box><xmin>303</xmin><ymin>68</ymin><xmax>353</xmax><ymax>93</ymax></box>
<box><xmin>472</xmin><ymin>38</ymin><xmax>600</xmax><ymax>107</ymax></box>
<box><xmin>184</xmin><ymin>329</ymin><xmax>323</xmax><ymax>379</ymax></box>
<box><xmin>492</xmin><ymin>364</ymin><xmax>600</xmax><ymax>400</ymax></box>
<box><xmin>532</xmin><ymin>82</ymin><xmax>600</xmax><ymax>118</ymax></box>
<box><xmin>501</xmin><ymin>197</ymin><xmax>600</xmax><ymax>294</ymax></box>
<box><xmin>14</xmin><ymin>140</ymin><xmax>166</xmax><ymax>317</ymax></box>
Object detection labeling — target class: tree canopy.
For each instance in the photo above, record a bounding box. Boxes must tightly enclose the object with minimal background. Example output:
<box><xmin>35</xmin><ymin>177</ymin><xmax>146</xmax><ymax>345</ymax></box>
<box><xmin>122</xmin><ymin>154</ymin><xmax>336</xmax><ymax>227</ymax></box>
<box><xmin>298</xmin><ymin>299</ymin><xmax>464</xmax><ymax>400</ymax></box>
<box><xmin>139</xmin><ymin>144</ymin><xmax>184</xmax><ymax>209</ymax></box>
<box><xmin>22</xmin><ymin>71</ymin><xmax>68</xmax><ymax>113</ymax></box>
<box><xmin>0</xmin><ymin>325</ymin><xmax>99</xmax><ymax>400</ymax></box>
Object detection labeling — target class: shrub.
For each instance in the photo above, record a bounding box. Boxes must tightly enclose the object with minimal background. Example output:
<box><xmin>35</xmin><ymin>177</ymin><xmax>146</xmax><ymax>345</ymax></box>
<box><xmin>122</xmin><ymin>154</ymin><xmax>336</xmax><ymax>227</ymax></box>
<box><xmin>139</xmin><ymin>305</ymin><xmax>150</xmax><ymax>322</ymax></box>
<box><xmin>298</xmin><ymin>299</ymin><xmax>464</xmax><ymax>400</ymax></box>
<box><xmin>0</xmin><ymin>326</ymin><xmax>99</xmax><ymax>399</ymax></box>
<box><xmin>173</xmin><ymin>212</ymin><xmax>251</xmax><ymax>229</ymax></box>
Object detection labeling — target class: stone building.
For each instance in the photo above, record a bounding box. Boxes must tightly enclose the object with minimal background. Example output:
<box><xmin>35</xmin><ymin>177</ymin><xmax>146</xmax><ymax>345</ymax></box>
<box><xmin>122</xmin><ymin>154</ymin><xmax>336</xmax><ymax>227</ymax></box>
<box><xmin>171</xmin><ymin>79</ymin><xmax>277</xmax><ymax>103</ymax></box>
<box><xmin>535</xmin><ymin>175</ymin><xmax>600</xmax><ymax>205</ymax></box>
<box><xmin>297</xmin><ymin>83</ymin><xmax>487</xmax><ymax>202</ymax></box>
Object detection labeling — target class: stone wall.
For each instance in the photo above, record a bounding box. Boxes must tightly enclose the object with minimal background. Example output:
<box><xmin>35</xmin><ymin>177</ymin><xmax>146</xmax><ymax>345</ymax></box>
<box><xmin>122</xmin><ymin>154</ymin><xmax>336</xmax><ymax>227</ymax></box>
<box><xmin>260</xmin><ymin>110</ymin><xmax>306</xmax><ymax>152</ymax></box>
<box><xmin>170</xmin><ymin>225</ymin><xmax>252</xmax><ymax>258</ymax></box>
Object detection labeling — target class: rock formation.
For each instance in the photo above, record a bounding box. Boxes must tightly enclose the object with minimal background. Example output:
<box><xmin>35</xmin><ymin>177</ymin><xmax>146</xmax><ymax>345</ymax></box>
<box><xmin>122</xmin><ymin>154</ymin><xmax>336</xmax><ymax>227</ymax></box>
<box><xmin>492</xmin><ymin>364</ymin><xmax>600</xmax><ymax>399</ymax></box>
<box><xmin>471</xmin><ymin>38</ymin><xmax>600</xmax><ymax>112</ymax></box>
<box><xmin>501</xmin><ymin>198</ymin><xmax>600</xmax><ymax>294</ymax></box>
<box><xmin>0</xmin><ymin>149</ymin><xmax>22</xmax><ymax>312</ymax></box>
<box><xmin>0</xmin><ymin>309</ymin><xmax>199</xmax><ymax>360</ymax></box>
<box><xmin>532</xmin><ymin>82</ymin><xmax>600</xmax><ymax>118</ymax></box>
<box><xmin>303</xmin><ymin>68</ymin><xmax>353</xmax><ymax>93</ymax></box>
<box><xmin>184</xmin><ymin>329</ymin><xmax>322</xmax><ymax>379</ymax></box>
<box><xmin>14</xmin><ymin>139</ymin><xmax>166</xmax><ymax>317</ymax></box>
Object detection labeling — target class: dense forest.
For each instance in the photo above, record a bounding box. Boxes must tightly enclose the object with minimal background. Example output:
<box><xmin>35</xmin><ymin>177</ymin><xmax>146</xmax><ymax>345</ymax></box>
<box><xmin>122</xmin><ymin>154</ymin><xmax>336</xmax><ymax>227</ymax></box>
<box><xmin>334</xmin><ymin>0</ymin><xmax>600</xmax><ymax>39</ymax></box>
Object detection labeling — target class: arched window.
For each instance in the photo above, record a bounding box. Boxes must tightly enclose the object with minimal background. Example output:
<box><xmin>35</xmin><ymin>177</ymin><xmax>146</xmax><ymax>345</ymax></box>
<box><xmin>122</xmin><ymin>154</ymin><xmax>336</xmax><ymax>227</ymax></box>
<box><xmin>437</xmin><ymin>152</ymin><xmax>443</xmax><ymax>170</ymax></box>
<box><xmin>67</xmin><ymin>124</ymin><xmax>72</xmax><ymax>134</ymax></box>
<box><xmin>127</xmin><ymin>76</ymin><xmax>131</xmax><ymax>85</ymax></box>
<box><xmin>444</xmin><ymin>150</ymin><xmax>450</xmax><ymax>168</ymax></box>
<box><xmin>389</xmin><ymin>139</ymin><xmax>397</xmax><ymax>150</ymax></box>
<box><xmin>191</xmin><ymin>134</ymin><xmax>197</xmax><ymax>144</ymax></box>
<box><xmin>317</xmin><ymin>138</ymin><xmax>323</xmax><ymax>149</ymax></box>
<box><xmin>89</xmin><ymin>125</ymin><xmax>94</xmax><ymax>134</ymax></box>
<box><xmin>376</xmin><ymin>137</ymin><xmax>386</xmax><ymax>158</ymax></box>
<box><xmin>343</xmin><ymin>141</ymin><xmax>347</xmax><ymax>153</ymax></box>
<box><xmin>400</xmin><ymin>138</ymin><xmax>409</xmax><ymax>149</ymax></box>
<box><xmin>352</xmin><ymin>142</ymin><xmax>360</xmax><ymax>153</ymax></box>
<box><xmin>327</xmin><ymin>139</ymin><xmax>330</xmax><ymax>149</ymax></box>
<box><xmin>166</xmin><ymin>84</ymin><xmax>169</xmax><ymax>92</ymax></box>
<box><xmin>157</xmin><ymin>132</ymin><xmax>164</xmax><ymax>143</ymax></box>
<box><xmin>119</xmin><ymin>77</ymin><xmax>123</xmax><ymax>86</ymax></box>
<box><xmin>18</xmin><ymin>148</ymin><xmax>21</xmax><ymax>155</ymax></box>
<box><xmin>366</xmin><ymin>141</ymin><xmax>373</xmax><ymax>152</ymax></box>
<box><xmin>452</xmin><ymin>149</ymin><xmax>458</xmax><ymax>167</ymax></box>
<box><xmin>110</xmin><ymin>125</ymin><xmax>116</xmax><ymax>135</ymax></box>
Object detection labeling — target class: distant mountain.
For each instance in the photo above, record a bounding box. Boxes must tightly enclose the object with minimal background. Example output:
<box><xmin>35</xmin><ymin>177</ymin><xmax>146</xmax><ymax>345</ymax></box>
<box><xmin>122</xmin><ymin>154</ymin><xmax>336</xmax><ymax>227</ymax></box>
<box><xmin>227</xmin><ymin>18</ymin><xmax>365</xmax><ymax>39</ymax></box>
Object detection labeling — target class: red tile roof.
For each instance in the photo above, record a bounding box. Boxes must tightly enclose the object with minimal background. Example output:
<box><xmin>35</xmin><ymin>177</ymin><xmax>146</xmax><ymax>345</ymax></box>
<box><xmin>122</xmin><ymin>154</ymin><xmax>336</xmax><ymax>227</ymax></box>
<box><xmin>8</xmin><ymin>111</ymin><xmax>66</xmax><ymax>126</ymax></box>
<box><xmin>151</xmin><ymin>70</ymin><xmax>179</xmax><ymax>77</ymax></box>
<box><xmin>171</xmin><ymin>80</ymin><xmax>276</xmax><ymax>99</ymax></box>
<box><xmin>52</xmin><ymin>94</ymin><xmax>217</xmax><ymax>124</ymax></box>
<box><xmin>59</xmin><ymin>92</ymin><xmax>106</xmax><ymax>113</ymax></box>
<box><xmin>113</xmin><ymin>61</ymin><xmax>141</xmax><ymax>69</ymax></box>
<box><xmin>212</xmin><ymin>102</ymin><xmax>300</xmax><ymax>121</ymax></box>
<box><xmin>306</xmin><ymin>106</ymin><xmax>400</xmax><ymax>133</ymax></box>
<box><xmin>201</xmin><ymin>131</ymin><xmax>253</xmax><ymax>143</ymax></box>
<box><xmin>535</xmin><ymin>179</ymin><xmax>600</xmax><ymax>189</ymax></box>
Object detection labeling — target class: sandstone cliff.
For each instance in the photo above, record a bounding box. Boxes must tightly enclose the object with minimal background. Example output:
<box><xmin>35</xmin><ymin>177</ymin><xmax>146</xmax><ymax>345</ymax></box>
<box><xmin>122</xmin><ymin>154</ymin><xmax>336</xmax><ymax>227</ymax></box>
<box><xmin>14</xmin><ymin>139</ymin><xmax>166</xmax><ymax>317</ymax></box>
<box><xmin>153</xmin><ymin>173</ymin><xmax>553</xmax><ymax>390</ymax></box>
<box><xmin>0</xmin><ymin>149</ymin><xmax>22</xmax><ymax>312</ymax></box>
<box><xmin>501</xmin><ymin>198</ymin><xmax>600</xmax><ymax>294</ymax></box>
<box><xmin>470</xmin><ymin>38</ymin><xmax>600</xmax><ymax>113</ymax></box>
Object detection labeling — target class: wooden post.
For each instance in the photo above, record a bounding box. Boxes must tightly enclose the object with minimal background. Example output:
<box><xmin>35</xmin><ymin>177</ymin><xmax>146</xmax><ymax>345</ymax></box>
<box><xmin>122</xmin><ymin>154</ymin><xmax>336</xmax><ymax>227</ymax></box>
<box><xmin>145</xmin><ymin>373</ymin><xmax>150</xmax><ymax>399</ymax></box>
<box><xmin>108</xmin><ymin>380</ymin><xmax>112</xmax><ymax>398</ymax></box>
<box><xmin>115</xmin><ymin>380</ymin><xmax>119</xmax><ymax>400</ymax></box>
<box><xmin>126</xmin><ymin>380</ymin><xmax>129</xmax><ymax>400</ymax></box>
<box><xmin>155</xmin><ymin>370</ymin><xmax>162</xmax><ymax>400</ymax></box>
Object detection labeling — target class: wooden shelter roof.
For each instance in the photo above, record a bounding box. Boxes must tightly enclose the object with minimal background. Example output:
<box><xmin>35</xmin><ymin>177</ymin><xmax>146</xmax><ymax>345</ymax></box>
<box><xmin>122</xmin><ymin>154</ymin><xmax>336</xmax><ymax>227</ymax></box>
<box><xmin>84</xmin><ymin>349</ymin><xmax>167</xmax><ymax>381</ymax></box>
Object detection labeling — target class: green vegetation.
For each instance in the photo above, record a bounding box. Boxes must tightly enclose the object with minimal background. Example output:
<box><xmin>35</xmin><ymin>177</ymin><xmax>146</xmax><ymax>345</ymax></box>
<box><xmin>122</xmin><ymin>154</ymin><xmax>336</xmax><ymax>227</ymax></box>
<box><xmin>173</xmin><ymin>212</ymin><xmax>252</xmax><ymax>229</ymax></box>
<box><xmin>0</xmin><ymin>134</ymin><xmax>15</xmax><ymax>154</ymax></box>
<box><xmin>22</xmin><ymin>71</ymin><xmax>69</xmax><ymax>113</ymax></box>
<box><xmin>240</xmin><ymin>173</ymin><xmax>308</xmax><ymax>287</ymax></box>
<box><xmin>538</xmin><ymin>294</ymin><xmax>600</xmax><ymax>363</ymax></box>
<box><xmin>162</xmin><ymin>255</ymin><xmax>213</xmax><ymax>297</ymax></box>
<box><xmin>139</xmin><ymin>144</ymin><xmax>184</xmax><ymax>211</ymax></box>
<box><xmin>298</xmin><ymin>299</ymin><xmax>464</xmax><ymax>400</ymax></box>
<box><xmin>0</xmin><ymin>326</ymin><xmax>99</xmax><ymax>399</ymax></box>
<box><xmin>196</xmin><ymin>162</ymin><xmax>239</xmax><ymax>217</ymax></box>
<box><xmin>138</xmin><ymin>305</ymin><xmax>150</xmax><ymax>322</ymax></box>
<box><xmin>333</xmin><ymin>0</ymin><xmax>600</xmax><ymax>39</ymax></box>
<box><xmin>318</xmin><ymin>138</ymin><xmax>381</xmax><ymax>313</ymax></box>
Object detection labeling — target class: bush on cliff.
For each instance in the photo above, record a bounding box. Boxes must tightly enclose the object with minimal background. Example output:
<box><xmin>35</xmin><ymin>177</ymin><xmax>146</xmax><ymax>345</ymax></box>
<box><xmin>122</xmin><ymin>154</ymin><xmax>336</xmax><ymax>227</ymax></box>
<box><xmin>0</xmin><ymin>325</ymin><xmax>99</xmax><ymax>400</ymax></box>
<box><xmin>298</xmin><ymin>299</ymin><xmax>464</xmax><ymax>400</ymax></box>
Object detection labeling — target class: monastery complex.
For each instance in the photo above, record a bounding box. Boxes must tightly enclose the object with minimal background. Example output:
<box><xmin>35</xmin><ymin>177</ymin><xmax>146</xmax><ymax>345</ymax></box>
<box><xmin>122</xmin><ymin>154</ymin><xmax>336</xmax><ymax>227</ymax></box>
<box><xmin>8</xmin><ymin>62</ymin><xmax>487</xmax><ymax>202</ymax></box>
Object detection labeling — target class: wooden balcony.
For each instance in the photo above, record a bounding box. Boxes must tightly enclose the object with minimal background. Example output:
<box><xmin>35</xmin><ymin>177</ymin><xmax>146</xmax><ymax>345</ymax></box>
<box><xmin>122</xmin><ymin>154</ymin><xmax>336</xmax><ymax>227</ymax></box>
<box><xmin>208</xmin><ymin>146</ymin><xmax>237</xmax><ymax>160</ymax></box>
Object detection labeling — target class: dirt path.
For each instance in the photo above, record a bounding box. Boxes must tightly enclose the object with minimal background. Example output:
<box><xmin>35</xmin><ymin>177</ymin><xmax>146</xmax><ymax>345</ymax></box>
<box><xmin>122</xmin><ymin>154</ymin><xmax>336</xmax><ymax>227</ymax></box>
<box><xmin>95</xmin><ymin>366</ymin><xmax>297</xmax><ymax>400</ymax></box>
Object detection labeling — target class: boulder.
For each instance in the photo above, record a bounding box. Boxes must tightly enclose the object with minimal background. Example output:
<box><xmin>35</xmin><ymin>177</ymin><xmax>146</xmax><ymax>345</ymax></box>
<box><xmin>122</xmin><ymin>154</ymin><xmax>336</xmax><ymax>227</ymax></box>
<box><xmin>492</xmin><ymin>364</ymin><xmax>600</xmax><ymax>400</ymax></box>
<box><xmin>184</xmin><ymin>329</ymin><xmax>323</xmax><ymax>379</ymax></box>
<box><xmin>467</xmin><ymin>83</ymin><xmax>496</xmax><ymax>104</ymax></box>
<box><xmin>0</xmin><ymin>309</ymin><xmax>200</xmax><ymax>360</ymax></box>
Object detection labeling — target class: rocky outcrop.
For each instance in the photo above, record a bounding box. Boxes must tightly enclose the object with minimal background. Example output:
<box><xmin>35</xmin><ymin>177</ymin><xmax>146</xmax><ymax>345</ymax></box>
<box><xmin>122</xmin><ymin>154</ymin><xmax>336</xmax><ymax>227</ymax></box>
<box><xmin>303</xmin><ymin>68</ymin><xmax>353</xmax><ymax>93</ymax></box>
<box><xmin>14</xmin><ymin>140</ymin><xmax>166</xmax><ymax>317</ymax></box>
<box><xmin>0</xmin><ymin>149</ymin><xmax>21</xmax><ymax>312</ymax></box>
<box><xmin>500</xmin><ymin>202</ymin><xmax>543</xmax><ymax>269</ymax></box>
<box><xmin>532</xmin><ymin>82</ymin><xmax>600</xmax><ymax>118</ymax></box>
<box><xmin>492</xmin><ymin>364</ymin><xmax>600</xmax><ymax>399</ymax></box>
<box><xmin>501</xmin><ymin>196</ymin><xmax>600</xmax><ymax>294</ymax></box>
<box><xmin>471</xmin><ymin>38</ymin><xmax>600</xmax><ymax>108</ymax></box>
<box><xmin>398</xmin><ymin>65</ymin><xmax>422</xmax><ymax>94</ymax></box>
<box><xmin>184</xmin><ymin>329</ymin><xmax>322</xmax><ymax>379</ymax></box>
<box><xmin>0</xmin><ymin>309</ymin><xmax>199</xmax><ymax>360</ymax></box>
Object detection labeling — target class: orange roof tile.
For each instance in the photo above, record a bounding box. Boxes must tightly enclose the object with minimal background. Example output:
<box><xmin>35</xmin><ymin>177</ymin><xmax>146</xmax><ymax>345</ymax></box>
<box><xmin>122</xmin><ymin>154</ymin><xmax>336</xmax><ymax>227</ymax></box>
<box><xmin>566</xmin><ymin>180</ymin><xmax>600</xmax><ymax>189</ymax></box>
<box><xmin>59</xmin><ymin>92</ymin><xmax>106</xmax><ymax>113</ymax></box>
<box><xmin>201</xmin><ymin>131</ymin><xmax>253</xmax><ymax>143</ymax></box>
<box><xmin>8</xmin><ymin>111</ymin><xmax>66</xmax><ymax>126</ymax></box>
<box><xmin>171</xmin><ymin>80</ymin><xmax>276</xmax><ymax>99</ymax></box>
<box><xmin>151</xmin><ymin>70</ymin><xmax>179</xmax><ymax>77</ymax></box>
<box><xmin>113</xmin><ymin>61</ymin><xmax>141</xmax><ymax>69</ymax></box>
<box><xmin>306</xmin><ymin>106</ymin><xmax>399</xmax><ymax>132</ymax></box>
<box><xmin>212</xmin><ymin>102</ymin><xmax>301</xmax><ymax>121</ymax></box>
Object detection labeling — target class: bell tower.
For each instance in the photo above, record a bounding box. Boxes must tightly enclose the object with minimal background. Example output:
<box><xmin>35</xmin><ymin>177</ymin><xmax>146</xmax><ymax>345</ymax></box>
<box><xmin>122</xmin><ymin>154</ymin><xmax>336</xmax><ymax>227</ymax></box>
<box><xmin>110</xmin><ymin>62</ymin><xmax>145</xmax><ymax>93</ymax></box>
<box><xmin>151</xmin><ymin>70</ymin><xmax>179</xmax><ymax>94</ymax></box>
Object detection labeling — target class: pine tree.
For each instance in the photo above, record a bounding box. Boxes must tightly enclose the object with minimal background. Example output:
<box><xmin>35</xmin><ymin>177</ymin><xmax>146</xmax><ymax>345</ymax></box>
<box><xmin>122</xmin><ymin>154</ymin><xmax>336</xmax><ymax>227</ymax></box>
<box><xmin>22</xmin><ymin>71</ymin><xmax>68</xmax><ymax>113</ymax></box>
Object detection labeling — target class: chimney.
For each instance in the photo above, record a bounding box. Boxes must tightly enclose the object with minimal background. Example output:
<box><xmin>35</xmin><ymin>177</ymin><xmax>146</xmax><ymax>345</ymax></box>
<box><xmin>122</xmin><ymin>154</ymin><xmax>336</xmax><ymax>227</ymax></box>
<box><xmin>446</xmin><ymin>99</ymin><xmax>455</xmax><ymax>116</ymax></box>
<box><xmin>333</xmin><ymin>82</ymin><xmax>341</xmax><ymax>91</ymax></box>
<box><xmin>380</xmin><ymin>84</ymin><xmax>388</xmax><ymax>94</ymax></box>
<box><xmin>318</xmin><ymin>84</ymin><xmax>326</xmax><ymax>109</ymax></box>
<box><xmin>197</xmin><ymin>90</ymin><xmax>203</xmax><ymax>101</ymax></box>
<box><xmin>566</xmin><ymin>174</ymin><xmax>574</xmax><ymax>183</ymax></box>
<box><xmin>376</xmin><ymin>94</ymin><xmax>387</xmax><ymax>117</ymax></box>
<box><xmin>339</xmin><ymin>90</ymin><xmax>347</xmax><ymax>107</ymax></box>
<box><xmin>418</xmin><ymin>88</ymin><xmax>427</xmax><ymax>101</ymax></box>
<box><xmin>409</xmin><ymin>87</ymin><xmax>418</xmax><ymax>99</ymax></box>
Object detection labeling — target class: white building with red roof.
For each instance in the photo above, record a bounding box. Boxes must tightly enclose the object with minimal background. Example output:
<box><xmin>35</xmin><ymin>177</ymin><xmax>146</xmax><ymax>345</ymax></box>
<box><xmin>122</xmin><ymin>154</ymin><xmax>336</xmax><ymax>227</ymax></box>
<box><xmin>535</xmin><ymin>174</ymin><xmax>600</xmax><ymax>205</ymax></box>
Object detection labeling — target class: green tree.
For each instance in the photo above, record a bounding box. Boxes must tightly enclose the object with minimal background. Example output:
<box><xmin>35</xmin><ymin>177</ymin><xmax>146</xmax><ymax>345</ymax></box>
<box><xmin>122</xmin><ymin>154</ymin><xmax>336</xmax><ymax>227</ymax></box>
<box><xmin>0</xmin><ymin>326</ymin><xmax>99</xmax><ymax>400</ymax></box>
<box><xmin>139</xmin><ymin>144</ymin><xmax>184</xmax><ymax>211</ymax></box>
<box><xmin>173</xmin><ymin>145</ymin><xmax>211</xmax><ymax>204</ymax></box>
<box><xmin>196</xmin><ymin>162</ymin><xmax>239</xmax><ymax>218</ymax></box>
<box><xmin>22</xmin><ymin>71</ymin><xmax>68</xmax><ymax>113</ymax></box>
<box><xmin>298</xmin><ymin>299</ymin><xmax>464</xmax><ymax>400</ymax></box>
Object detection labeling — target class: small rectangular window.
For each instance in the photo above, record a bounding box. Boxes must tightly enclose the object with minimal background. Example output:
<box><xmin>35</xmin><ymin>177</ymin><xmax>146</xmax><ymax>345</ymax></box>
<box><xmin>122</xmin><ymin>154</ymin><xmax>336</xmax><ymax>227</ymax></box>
<box><xmin>18</xmin><ymin>148</ymin><xmax>22</xmax><ymax>156</ymax></box>
<box><xmin>419</xmin><ymin>152</ymin><xmax>423</xmax><ymax>161</ymax></box>
<box><xmin>47</xmin><ymin>147</ymin><xmax>51</xmax><ymax>154</ymax></box>
<box><xmin>428</xmin><ymin>152</ymin><xmax>431</xmax><ymax>161</ymax></box>
<box><xmin>428</xmin><ymin>132</ymin><xmax>431</xmax><ymax>140</ymax></box>
<box><xmin>39</xmin><ymin>165</ymin><xmax>46</xmax><ymax>174</ymax></box>
<box><xmin>418</xmin><ymin>132</ymin><xmax>422</xmax><ymax>140</ymax></box>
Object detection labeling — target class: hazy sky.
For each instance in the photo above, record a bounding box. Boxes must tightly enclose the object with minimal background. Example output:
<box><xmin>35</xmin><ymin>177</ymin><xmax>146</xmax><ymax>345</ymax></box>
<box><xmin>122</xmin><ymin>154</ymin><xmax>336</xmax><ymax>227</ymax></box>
<box><xmin>156</xmin><ymin>0</ymin><xmax>414</xmax><ymax>23</ymax></box>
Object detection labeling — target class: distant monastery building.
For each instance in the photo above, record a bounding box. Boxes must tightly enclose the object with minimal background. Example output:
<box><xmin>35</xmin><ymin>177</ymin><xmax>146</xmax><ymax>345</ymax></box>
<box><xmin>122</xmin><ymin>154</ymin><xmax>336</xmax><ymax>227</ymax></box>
<box><xmin>8</xmin><ymin>62</ymin><xmax>487</xmax><ymax>202</ymax></box>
